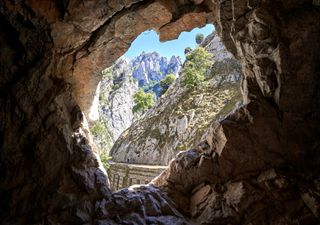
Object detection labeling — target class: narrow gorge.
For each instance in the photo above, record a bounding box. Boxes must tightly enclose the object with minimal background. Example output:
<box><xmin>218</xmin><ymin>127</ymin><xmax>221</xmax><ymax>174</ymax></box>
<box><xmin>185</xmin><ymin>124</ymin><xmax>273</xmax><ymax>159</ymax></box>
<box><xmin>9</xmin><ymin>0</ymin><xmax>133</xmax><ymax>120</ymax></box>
<box><xmin>104</xmin><ymin>31</ymin><xmax>243</xmax><ymax>192</ymax></box>
<box><xmin>110</xmin><ymin>32</ymin><xmax>242</xmax><ymax>166</ymax></box>
<box><xmin>90</xmin><ymin>52</ymin><xmax>182</xmax><ymax>153</ymax></box>
<box><xmin>0</xmin><ymin>0</ymin><xmax>319</xmax><ymax>224</ymax></box>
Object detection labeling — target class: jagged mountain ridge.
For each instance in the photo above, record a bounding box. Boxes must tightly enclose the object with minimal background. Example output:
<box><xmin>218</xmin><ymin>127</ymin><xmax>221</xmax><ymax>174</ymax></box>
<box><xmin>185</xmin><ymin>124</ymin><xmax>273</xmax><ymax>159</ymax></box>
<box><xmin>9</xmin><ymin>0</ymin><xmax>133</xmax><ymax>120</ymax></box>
<box><xmin>110</xmin><ymin>32</ymin><xmax>242</xmax><ymax>165</ymax></box>
<box><xmin>131</xmin><ymin>51</ymin><xmax>182</xmax><ymax>87</ymax></box>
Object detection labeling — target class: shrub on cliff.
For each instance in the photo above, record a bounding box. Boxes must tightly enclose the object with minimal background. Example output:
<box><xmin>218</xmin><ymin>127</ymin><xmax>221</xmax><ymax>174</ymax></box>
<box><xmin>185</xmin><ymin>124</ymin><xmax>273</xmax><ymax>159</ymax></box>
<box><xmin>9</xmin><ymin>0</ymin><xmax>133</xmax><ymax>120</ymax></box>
<box><xmin>100</xmin><ymin>151</ymin><xmax>112</xmax><ymax>169</ymax></box>
<box><xmin>91</xmin><ymin>120</ymin><xmax>106</xmax><ymax>137</ymax></box>
<box><xmin>195</xmin><ymin>33</ymin><xmax>204</xmax><ymax>44</ymax></box>
<box><xmin>90</xmin><ymin>120</ymin><xmax>112</xmax><ymax>169</ymax></box>
<box><xmin>133</xmin><ymin>89</ymin><xmax>155</xmax><ymax>114</ymax></box>
<box><xmin>182</xmin><ymin>47</ymin><xmax>213</xmax><ymax>88</ymax></box>
<box><xmin>184</xmin><ymin>47</ymin><xmax>192</xmax><ymax>55</ymax></box>
<box><xmin>160</xmin><ymin>74</ymin><xmax>176</xmax><ymax>94</ymax></box>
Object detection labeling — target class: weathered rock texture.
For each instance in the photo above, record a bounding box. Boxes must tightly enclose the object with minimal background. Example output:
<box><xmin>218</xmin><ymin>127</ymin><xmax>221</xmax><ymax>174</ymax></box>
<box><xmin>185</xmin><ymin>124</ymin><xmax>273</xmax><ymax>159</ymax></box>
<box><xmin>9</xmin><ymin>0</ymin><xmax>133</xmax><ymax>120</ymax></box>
<box><xmin>91</xmin><ymin>53</ymin><xmax>181</xmax><ymax>153</ymax></box>
<box><xmin>111</xmin><ymin>31</ymin><xmax>242</xmax><ymax>165</ymax></box>
<box><xmin>0</xmin><ymin>0</ymin><xmax>320</xmax><ymax>224</ymax></box>
<box><xmin>91</xmin><ymin>58</ymin><xmax>139</xmax><ymax>152</ymax></box>
<box><xmin>131</xmin><ymin>51</ymin><xmax>182</xmax><ymax>88</ymax></box>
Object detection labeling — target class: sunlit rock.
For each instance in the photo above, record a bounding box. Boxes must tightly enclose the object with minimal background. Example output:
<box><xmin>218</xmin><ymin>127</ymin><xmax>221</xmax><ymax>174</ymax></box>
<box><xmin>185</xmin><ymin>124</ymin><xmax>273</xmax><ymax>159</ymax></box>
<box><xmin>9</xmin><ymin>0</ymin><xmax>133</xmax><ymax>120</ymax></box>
<box><xmin>110</xmin><ymin>32</ymin><xmax>242</xmax><ymax>165</ymax></box>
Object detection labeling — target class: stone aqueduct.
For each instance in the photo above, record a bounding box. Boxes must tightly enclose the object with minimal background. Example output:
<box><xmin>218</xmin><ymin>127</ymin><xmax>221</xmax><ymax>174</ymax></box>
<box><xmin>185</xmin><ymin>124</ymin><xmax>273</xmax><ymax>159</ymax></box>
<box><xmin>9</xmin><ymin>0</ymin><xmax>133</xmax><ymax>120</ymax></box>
<box><xmin>108</xmin><ymin>162</ymin><xmax>167</xmax><ymax>191</ymax></box>
<box><xmin>0</xmin><ymin>0</ymin><xmax>319</xmax><ymax>224</ymax></box>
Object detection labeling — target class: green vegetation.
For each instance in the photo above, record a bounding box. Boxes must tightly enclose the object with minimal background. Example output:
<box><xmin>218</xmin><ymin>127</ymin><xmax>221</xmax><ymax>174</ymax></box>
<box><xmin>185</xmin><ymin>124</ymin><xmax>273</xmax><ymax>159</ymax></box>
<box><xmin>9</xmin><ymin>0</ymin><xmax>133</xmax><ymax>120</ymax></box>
<box><xmin>132</xmin><ymin>89</ymin><xmax>155</xmax><ymax>114</ymax></box>
<box><xmin>91</xmin><ymin>120</ymin><xmax>107</xmax><ymax>137</ymax></box>
<box><xmin>112</xmin><ymin>83</ymin><xmax>120</xmax><ymax>91</ymax></box>
<box><xmin>142</xmin><ymin>80</ymin><xmax>159</xmax><ymax>93</ymax></box>
<box><xmin>184</xmin><ymin>47</ymin><xmax>192</xmax><ymax>55</ymax></box>
<box><xmin>160</xmin><ymin>74</ymin><xmax>176</xmax><ymax>94</ymax></box>
<box><xmin>99</xmin><ymin>87</ymin><xmax>109</xmax><ymax>105</ymax></box>
<box><xmin>101</xmin><ymin>66</ymin><xmax>113</xmax><ymax>80</ymax></box>
<box><xmin>100</xmin><ymin>151</ymin><xmax>112</xmax><ymax>169</ymax></box>
<box><xmin>182</xmin><ymin>47</ymin><xmax>213</xmax><ymax>88</ymax></box>
<box><xmin>90</xmin><ymin>120</ymin><xmax>112</xmax><ymax>169</ymax></box>
<box><xmin>161</xmin><ymin>74</ymin><xmax>176</xmax><ymax>86</ymax></box>
<box><xmin>195</xmin><ymin>33</ymin><xmax>204</xmax><ymax>45</ymax></box>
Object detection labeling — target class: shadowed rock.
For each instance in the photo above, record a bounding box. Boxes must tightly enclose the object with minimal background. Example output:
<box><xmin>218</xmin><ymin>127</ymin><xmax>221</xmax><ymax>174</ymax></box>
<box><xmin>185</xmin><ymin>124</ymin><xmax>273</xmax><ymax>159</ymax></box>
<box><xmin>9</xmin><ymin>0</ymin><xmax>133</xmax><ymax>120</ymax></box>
<box><xmin>0</xmin><ymin>0</ymin><xmax>319</xmax><ymax>224</ymax></box>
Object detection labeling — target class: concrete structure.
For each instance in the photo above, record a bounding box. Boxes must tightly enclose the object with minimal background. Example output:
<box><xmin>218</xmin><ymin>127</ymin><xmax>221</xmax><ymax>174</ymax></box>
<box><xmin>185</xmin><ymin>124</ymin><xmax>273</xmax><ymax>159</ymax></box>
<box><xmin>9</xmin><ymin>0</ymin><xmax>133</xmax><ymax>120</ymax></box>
<box><xmin>108</xmin><ymin>162</ymin><xmax>167</xmax><ymax>191</ymax></box>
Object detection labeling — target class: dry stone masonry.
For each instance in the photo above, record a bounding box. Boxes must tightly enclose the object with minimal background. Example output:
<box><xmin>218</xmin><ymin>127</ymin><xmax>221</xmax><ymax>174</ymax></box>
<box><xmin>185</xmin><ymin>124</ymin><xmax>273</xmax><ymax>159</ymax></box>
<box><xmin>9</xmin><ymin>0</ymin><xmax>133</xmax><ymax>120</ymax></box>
<box><xmin>0</xmin><ymin>0</ymin><xmax>319</xmax><ymax>224</ymax></box>
<box><xmin>108</xmin><ymin>162</ymin><xmax>167</xmax><ymax>191</ymax></box>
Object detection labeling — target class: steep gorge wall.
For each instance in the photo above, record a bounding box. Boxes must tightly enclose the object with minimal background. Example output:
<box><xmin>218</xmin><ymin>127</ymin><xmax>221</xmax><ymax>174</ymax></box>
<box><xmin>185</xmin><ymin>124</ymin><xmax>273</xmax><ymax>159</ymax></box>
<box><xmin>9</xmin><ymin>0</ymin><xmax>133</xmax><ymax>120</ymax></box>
<box><xmin>0</xmin><ymin>0</ymin><xmax>319</xmax><ymax>224</ymax></box>
<box><xmin>110</xmin><ymin>31</ymin><xmax>242</xmax><ymax>166</ymax></box>
<box><xmin>92</xmin><ymin>59</ymin><xmax>139</xmax><ymax>152</ymax></box>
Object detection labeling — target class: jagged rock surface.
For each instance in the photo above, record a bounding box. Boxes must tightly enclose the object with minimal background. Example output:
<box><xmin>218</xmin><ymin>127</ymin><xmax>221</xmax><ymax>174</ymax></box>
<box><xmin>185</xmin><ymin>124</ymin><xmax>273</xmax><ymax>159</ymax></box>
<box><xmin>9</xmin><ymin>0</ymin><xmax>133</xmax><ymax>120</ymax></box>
<box><xmin>92</xmin><ymin>53</ymin><xmax>182</xmax><ymax>152</ymax></box>
<box><xmin>0</xmin><ymin>0</ymin><xmax>215</xmax><ymax>223</ymax></box>
<box><xmin>110</xmin><ymin>32</ymin><xmax>242</xmax><ymax>165</ymax></box>
<box><xmin>131</xmin><ymin>52</ymin><xmax>182</xmax><ymax>87</ymax></box>
<box><xmin>92</xmin><ymin>58</ymin><xmax>139</xmax><ymax>152</ymax></box>
<box><xmin>0</xmin><ymin>0</ymin><xmax>319</xmax><ymax>224</ymax></box>
<box><xmin>95</xmin><ymin>185</ymin><xmax>192</xmax><ymax>224</ymax></box>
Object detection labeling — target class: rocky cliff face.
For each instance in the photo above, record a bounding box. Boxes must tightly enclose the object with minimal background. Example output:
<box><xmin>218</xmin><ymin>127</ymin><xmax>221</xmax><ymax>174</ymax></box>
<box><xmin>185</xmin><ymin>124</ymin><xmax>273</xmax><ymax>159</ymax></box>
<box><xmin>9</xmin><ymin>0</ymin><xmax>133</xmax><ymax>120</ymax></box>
<box><xmin>110</xmin><ymin>32</ymin><xmax>242</xmax><ymax>165</ymax></box>
<box><xmin>0</xmin><ymin>0</ymin><xmax>319</xmax><ymax>224</ymax></box>
<box><xmin>131</xmin><ymin>51</ymin><xmax>182</xmax><ymax>87</ymax></box>
<box><xmin>92</xmin><ymin>53</ymin><xmax>182</xmax><ymax>153</ymax></box>
<box><xmin>91</xmin><ymin>58</ymin><xmax>138</xmax><ymax>152</ymax></box>
<box><xmin>130</xmin><ymin>51</ymin><xmax>182</xmax><ymax>97</ymax></box>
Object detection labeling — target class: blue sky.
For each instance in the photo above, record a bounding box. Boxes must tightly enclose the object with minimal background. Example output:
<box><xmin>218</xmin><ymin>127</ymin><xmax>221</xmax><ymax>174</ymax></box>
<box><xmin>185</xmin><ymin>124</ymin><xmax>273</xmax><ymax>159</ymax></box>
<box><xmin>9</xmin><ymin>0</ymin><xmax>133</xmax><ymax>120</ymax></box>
<box><xmin>124</xmin><ymin>24</ymin><xmax>215</xmax><ymax>60</ymax></box>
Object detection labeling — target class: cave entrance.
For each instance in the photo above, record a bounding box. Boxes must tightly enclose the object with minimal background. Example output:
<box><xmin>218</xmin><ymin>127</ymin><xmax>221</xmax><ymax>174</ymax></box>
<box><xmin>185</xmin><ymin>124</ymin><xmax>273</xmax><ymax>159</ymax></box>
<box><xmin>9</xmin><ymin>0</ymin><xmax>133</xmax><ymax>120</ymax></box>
<box><xmin>2</xmin><ymin>0</ymin><xmax>320</xmax><ymax>223</ymax></box>
<box><xmin>88</xmin><ymin>24</ymin><xmax>242</xmax><ymax>191</ymax></box>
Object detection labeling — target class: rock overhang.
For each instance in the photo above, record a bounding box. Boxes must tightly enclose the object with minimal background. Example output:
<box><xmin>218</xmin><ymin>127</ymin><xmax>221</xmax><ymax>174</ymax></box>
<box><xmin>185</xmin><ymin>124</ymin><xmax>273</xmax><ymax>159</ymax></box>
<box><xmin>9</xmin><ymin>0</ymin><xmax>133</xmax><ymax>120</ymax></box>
<box><xmin>47</xmin><ymin>0</ymin><xmax>217</xmax><ymax>116</ymax></box>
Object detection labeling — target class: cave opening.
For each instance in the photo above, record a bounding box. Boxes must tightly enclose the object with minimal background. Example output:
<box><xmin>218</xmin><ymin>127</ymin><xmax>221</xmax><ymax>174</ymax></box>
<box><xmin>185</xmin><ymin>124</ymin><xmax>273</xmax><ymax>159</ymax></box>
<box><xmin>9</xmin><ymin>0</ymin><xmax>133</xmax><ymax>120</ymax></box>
<box><xmin>87</xmin><ymin>24</ymin><xmax>243</xmax><ymax>191</ymax></box>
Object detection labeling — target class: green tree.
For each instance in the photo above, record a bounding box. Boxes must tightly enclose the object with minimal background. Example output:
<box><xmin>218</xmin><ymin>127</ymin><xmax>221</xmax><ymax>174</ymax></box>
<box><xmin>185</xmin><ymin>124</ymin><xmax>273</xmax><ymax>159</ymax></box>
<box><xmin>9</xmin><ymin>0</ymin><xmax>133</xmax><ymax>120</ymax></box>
<box><xmin>184</xmin><ymin>47</ymin><xmax>192</xmax><ymax>55</ymax></box>
<box><xmin>133</xmin><ymin>89</ymin><xmax>155</xmax><ymax>114</ymax></box>
<box><xmin>90</xmin><ymin>120</ymin><xmax>112</xmax><ymax>169</ymax></box>
<box><xmin>101</xmin><ymin>66</ymin><xmax>113</xmax><ymax>80</ymax></box>
<box><xmin>160</xmin><ymin>74</ymin><xmax>176</xmax><ymax>94</ymax></box>
<box><xmin>100</xmin><ymin>151</ymin><xmax>112</xmax><ymax>169</ymax></box>
<box><xmin>195</xmin><ymin>33</ymin><xmax>204</xmax><ymax>45</ymax></box>
<box><xmin>182</xmin><ymin>47</ymin><xmax>213</xmax><ymax>88</ymax></box>
<box><xmin>91</xmin><ymin>120</ymin><xmax>106</xmax><ymax>137</ymax></box>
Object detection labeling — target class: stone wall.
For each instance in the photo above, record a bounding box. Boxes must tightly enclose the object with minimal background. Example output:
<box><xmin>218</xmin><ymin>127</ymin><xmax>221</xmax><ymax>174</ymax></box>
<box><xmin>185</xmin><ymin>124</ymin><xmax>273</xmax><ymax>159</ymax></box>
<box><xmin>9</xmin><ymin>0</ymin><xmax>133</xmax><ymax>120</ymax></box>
<box><xmin>108</xmin><ymin>162</ymin><xmax>167</xmax><ymax>191</ymax></box>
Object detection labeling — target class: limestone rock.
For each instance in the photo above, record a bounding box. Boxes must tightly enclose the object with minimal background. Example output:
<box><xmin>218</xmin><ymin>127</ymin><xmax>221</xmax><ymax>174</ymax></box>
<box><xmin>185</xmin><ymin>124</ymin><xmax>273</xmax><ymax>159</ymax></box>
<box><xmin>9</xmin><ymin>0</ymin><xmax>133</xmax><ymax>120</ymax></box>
<box><xmin>110</xmin><ymin>32</ymin><xmax>242</xmax><ymax>165</ymax></box>
<box><xmin>0</xmin><ymin>0</ymin><xmax>320</xmax><ymax>224</ymax></box>
<box><xmin>91</xmin><ymin>52</ymin><xmax>182</xmax><ymax>153</ymax></box>
<box><xmin>131</xmin><ymin>52</ymin><xmax>182</xmax><ymax>88</ymax></box>
<box><xmin>95</xmin><ymin>185</ymin><xmax>191</xmax><ymax>224</ymax></box>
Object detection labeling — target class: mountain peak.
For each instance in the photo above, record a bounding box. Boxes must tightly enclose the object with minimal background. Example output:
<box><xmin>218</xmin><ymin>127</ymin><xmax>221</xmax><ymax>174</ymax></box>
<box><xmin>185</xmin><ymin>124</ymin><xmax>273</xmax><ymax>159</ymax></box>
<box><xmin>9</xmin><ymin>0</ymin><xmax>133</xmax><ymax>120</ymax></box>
<box><xmin>130</xmin><ymin>52</ymin><xmax>182</xmax><ymax>86</ymax></box>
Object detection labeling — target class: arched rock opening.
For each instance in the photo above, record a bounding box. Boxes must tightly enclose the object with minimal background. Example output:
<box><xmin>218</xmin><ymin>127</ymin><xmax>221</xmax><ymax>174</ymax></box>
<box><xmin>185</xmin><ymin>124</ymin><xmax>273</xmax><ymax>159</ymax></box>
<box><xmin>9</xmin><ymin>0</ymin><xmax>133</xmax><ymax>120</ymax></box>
<box><xmin>0</xmin><ymin>0</ymin><xmax>319</xmax><ymax>224</ymax></box>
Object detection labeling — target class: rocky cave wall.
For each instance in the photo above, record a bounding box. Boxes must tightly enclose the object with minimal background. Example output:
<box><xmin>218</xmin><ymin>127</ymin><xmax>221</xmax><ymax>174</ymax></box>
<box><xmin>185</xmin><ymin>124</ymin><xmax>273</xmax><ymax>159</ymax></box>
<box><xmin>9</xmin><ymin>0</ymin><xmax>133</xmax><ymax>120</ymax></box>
<box><xmin>0</xmin><ymin>0</ymin><xmax>320</xmax><ymax>224</ymax></box>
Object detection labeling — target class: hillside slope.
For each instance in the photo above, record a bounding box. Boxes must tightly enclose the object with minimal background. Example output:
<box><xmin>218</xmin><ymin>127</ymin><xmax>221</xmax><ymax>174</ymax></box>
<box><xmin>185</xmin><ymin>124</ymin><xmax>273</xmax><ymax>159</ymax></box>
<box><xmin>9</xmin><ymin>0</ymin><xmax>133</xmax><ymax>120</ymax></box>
<box><xmin>110</xmin><ymin>32</ymin><xmax>242</xmax><ymax>165</ymax></box>
<box><xmin>91</xmin><ymin>54</ymin><xmax>182</xmax><ymax>153</ymax></box>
